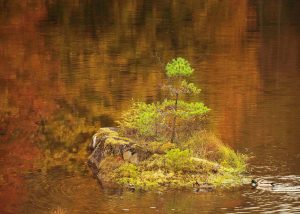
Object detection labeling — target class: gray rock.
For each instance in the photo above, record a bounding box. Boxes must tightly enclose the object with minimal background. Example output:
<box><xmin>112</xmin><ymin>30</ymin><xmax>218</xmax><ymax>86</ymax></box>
<box><xmin>123</xmin><ymin>150</ymin><xmax>132</xmax><ymax>161</ymax></box>
<box><xmin>129</xmin><ymin>153</ymin><xmax>138</xmax><ymax>164</ymax></box>
<box><xmin>88</xmin><ymin>127</ymin><xmax>152</xmax><ymax>177</ymax></box>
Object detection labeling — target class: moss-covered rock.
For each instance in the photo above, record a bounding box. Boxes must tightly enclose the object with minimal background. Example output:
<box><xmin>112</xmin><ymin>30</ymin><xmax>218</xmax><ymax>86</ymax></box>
<box><xmin>88</xmin><ymin>128</ymin><xmax>152</xmax><ymax>175</ymax></box>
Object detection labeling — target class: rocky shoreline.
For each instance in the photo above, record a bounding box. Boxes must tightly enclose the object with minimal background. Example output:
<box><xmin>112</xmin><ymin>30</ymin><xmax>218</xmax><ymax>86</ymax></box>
<box><xmin>88</xmin><ymin>127</ymin><xmax>249</xmax><ymax>191</ymax></box>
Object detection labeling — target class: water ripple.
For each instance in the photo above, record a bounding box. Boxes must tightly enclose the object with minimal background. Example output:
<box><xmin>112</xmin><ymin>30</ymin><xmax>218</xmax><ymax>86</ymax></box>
<box><xmin>21</xmin><ymin>171</ymin><xmax>300</xmax><ymax>214</ymax></box>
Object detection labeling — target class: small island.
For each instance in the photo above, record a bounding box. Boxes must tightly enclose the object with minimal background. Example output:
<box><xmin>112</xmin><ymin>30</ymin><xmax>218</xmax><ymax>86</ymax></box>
<box><xmin>88</xmin><ymin>58</ymin><xmax>248</xmax><ymax>191</ymax></box>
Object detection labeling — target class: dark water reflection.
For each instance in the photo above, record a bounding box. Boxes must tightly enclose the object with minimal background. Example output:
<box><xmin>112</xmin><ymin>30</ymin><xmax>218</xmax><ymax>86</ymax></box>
<box><xmin>0</xmin><ymin>0</ymin><xmax>300</xmax><ymax>213</ymax></box>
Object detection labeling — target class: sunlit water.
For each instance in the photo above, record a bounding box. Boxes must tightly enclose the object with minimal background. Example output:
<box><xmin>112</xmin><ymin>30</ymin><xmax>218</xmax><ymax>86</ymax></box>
<box><xmin>0</xmin><ymin>0</ymin><xmax>300</xmax><ymax>213</ymax></box>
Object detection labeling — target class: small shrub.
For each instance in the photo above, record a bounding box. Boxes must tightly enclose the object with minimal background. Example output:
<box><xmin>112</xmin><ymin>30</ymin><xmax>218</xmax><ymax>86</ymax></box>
<box><xmin>117</xmin><ymin>100</ymin><xmax>209</xmax><ymax>142</ymax></box>
<box><xmin>117</xmin><ymin>102</ymin><xmax>160</xmax><ymax>138</ymax></box>
<box><xmin>160</xmin><ymin>100</ymin><xmax>210</xmax><ymax>141</ymax></box>
<box><xmin>164</xmin><ymin>149</ymin><xmax>194</xmax><ymax>172</ymax></box>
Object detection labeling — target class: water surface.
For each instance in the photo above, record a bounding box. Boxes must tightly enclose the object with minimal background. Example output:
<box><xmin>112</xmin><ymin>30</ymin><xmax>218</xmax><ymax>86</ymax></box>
<box><xmin>0</xmin><ymin>0</ymin><xmax>300</xmax><ymax>213</ymax></box>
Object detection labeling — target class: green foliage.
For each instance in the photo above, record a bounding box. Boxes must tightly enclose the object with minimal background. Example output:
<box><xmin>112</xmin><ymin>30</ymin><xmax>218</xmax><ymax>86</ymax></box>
<box><xmin>164</xmin><ymin>57</ymin><xmax>205</xmax><ymax>143</ymax></box>
<box><xmin>161</xmin><ymin>99</ymin><xmax>210</xmax><ymax>119</ymax></box>
<box><xmin>117</xmin><ymin>99</ymin><xmax>210</xmax><ymax>141</ymax></box>
<box><xmin>180</xmin><ymin>80</ymin><xmax>201</xmax><ymax>94</ymax></box>
<box><xmin>117</xmin><ymin>102</ymin><xmax>160</xmax><ymax>138</ymax></box>
<box><xmin>166</xmin><ymin>57</ymin><xmax>194</xmax><ymax>78</ymax></box>
<box><xmin>162</xmin><ymin>80</ymin><xmax>201</xmax><ymax>97</ymax></box>
<box><xmin>160</xmin><ymin>100</ymin><xmax>210</xmax><ymax>141</ymax></box>
<box><xmin>164</xmin><ymin>149</ymin><xmax>193</xmax><ymax>171</ymax></box>
<box><xmin>117</xmin><ymin>57</ymin><xmax>209</xmax><ymax>143</ymax></box>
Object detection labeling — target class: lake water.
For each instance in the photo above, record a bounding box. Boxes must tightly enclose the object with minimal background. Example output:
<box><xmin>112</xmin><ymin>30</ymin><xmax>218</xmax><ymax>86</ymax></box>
<box><xmin>0</xmin><ymin>0</ymin><xmax>300</xmax><ymax>213</ymax></box>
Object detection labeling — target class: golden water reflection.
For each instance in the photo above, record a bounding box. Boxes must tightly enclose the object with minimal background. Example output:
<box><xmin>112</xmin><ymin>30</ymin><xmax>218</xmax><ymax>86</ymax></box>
<box><xmin>0</xmin><ymin>0</ymin><xmax>300</xmax><ymax>213</ymax></box>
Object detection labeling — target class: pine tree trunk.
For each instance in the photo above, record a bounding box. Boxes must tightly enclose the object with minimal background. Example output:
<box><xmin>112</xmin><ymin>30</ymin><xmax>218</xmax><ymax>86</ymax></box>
<box><xmin>171</xmin><ymin>93</ymin><xmax>178</xmax><ymax>143</ymax></box>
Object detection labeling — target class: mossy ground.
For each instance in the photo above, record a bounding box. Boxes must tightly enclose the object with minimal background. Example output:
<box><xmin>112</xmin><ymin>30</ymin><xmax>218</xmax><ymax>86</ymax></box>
<box><xmin>98</xmin><ymin>130</ymin><xmax>249</xmax><ymax>190</ymax></box>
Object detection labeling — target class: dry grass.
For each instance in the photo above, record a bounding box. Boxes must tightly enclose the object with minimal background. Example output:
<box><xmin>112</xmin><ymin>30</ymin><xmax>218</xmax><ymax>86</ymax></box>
<box><xmin>183</xmin><ymin>130</ymin><xmax>247</xmax><ymax>173</ymax></box>
<box><xmin>183</xmin><ymin>130</ymin><xmax>222</xmax><ymax>160</ymax></box>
